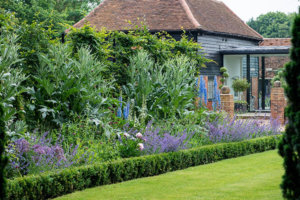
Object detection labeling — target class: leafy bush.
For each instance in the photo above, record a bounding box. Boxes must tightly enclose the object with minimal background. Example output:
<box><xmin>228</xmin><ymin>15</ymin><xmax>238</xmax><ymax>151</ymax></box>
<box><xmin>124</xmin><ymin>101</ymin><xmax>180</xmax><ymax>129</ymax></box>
<box><xmin>67</xmin><ymin>24</ymin><xmax>210</xmax><ymax>86</ymax></box>
<box><xmin>27</xmin><ymin>43</ymin><xmax>114</xmax><ymax>127</ymax></box>
<box><xmin>278</xmin><ymin>10</ymin><xmax>300</xmax><ymax>199</ymax></box>
<box><xmin>6</xmin><ymin>136</ymin><xmax>281</xmax><ymax>200</ymax></box>
<box><xmin>0</xmin><ymin>33</ymin><xmax>27</xmax><ymax>139</ymax></box>
<box><xmin>117</xmin><ymin>132</ymin><xmax>144</xmax><ymax>158</ymax></box>
<box><xmin>0</xmin><ymin>104</ymin><xmax>8</xmax><ymax>199</ymax></box>
<box><xmin>123</xmin><ymin>51</ymin><xmax>196</xmax><ymax>120</ymax></box>
<box><xmin>232</xmin><ymin>78</ymin><xmax>250</xmax><ymax>93</ymax></box>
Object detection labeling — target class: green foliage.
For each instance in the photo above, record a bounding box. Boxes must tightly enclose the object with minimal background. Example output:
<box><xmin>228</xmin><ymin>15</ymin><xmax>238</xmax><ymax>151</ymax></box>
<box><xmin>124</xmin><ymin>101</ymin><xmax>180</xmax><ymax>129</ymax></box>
<box><xmin>0</xmin><ymin>0</ymin><xmax>102</xmax><ymax>32</ymax></box>
<box><xmin>0</xmin><ymin>104</ymin><xmax>8</xmax><ymax>199</ymax></box>
<box><xmin>67</xmin><ymin>25</ymin><xmax>111</xmax><ymax>61</ymax></box>
<box><xmin>271</xmin><ymin>67</ymin><xmax>286</xmax><ymax>88</ymax></box>
<box><xmin>234</xmin><ymin>100</ymin><xmax>248</xmax><ymax>105</ymax></box>
<box><xmin>0</xmin><ymin>33</ymin><xmax>27</xmax><ymax>139</ymax></box>
<box><xmin>219</xmin><ymin>66</ymin><xmax>228</xmax><ymax>88</ymax></box>
<box><xmin>17</xmin><ymin>21</ymin><xmax>58</xmax><ymax>74</ymax></box>
<box><xmin>247</xmin><ymin>11</ymin><xmax>296</xmax><ymax>38</ymax></box>
<box><xmin>117</xmin><ymin>134</ymin><xmax>143</xmax><ymax>158</ymax></box>
<box><xmin>232</xmin><ymin>79</ymin><xmax>250</xmax><ymax>93</ymax></box>
<box><xmin>27</xmin><ymin>43</ymin><xmax>114</xmax><ymax>128</ymax></box>
<box><xmin>6</xmin><ymin>136</ymin><xmax>281</xmax><ymax>200</ymax></box>
<box><xmin>67</xmin><ymin>24</ymin><xmax>210</xmax><ymax>86</ymax></box>
<box><xmin>278</xmin><ymin>10</ymin><xmax>300</xmax><ymax>200</ymax></box>
<box><xmin>123</xmin><ymin>51</ymin><xmax>196</xmax><ymax>121</ymax></box>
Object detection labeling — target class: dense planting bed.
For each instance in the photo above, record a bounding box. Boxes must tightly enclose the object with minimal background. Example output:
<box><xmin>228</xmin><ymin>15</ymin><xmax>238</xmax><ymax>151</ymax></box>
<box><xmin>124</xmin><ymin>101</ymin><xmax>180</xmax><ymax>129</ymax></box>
<box><xmin>7</xmin><ymin>136</ymin><xmax>280</xmax><ymax>200</ymax></box>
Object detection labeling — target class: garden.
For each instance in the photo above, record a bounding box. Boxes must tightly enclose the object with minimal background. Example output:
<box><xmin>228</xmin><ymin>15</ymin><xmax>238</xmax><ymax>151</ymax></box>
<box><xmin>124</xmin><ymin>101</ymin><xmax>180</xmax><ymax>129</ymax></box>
<box><xmin>0</xmin><ymin>7</ymin><xmax>298</xmax><ymax>200</ymax></box>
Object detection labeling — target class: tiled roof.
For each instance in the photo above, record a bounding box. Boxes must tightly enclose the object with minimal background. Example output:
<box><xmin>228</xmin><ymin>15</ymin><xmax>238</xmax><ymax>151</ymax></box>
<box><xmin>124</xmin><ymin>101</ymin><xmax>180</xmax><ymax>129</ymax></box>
<box><xmin>260</xmin><ymin>38</ymin><xmax>291</xmax><ymax>46</ymax></box>
<box><xmin>73</xmin><ymin>0</ymin><xmax>263</xmax><ymax>40</ymax></box>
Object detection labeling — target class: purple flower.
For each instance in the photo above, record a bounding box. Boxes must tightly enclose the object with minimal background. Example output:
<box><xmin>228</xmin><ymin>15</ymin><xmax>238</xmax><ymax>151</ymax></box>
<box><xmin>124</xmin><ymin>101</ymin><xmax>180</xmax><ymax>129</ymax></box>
<box><xmin>206</xmin><ymin>116</ymin><xmax>281</xmax><ymax>143</ymax></box>
<box><xmin>14</xmin><ymin>138</ymin><xmax>30</xmax><ymax>154</ymax></box>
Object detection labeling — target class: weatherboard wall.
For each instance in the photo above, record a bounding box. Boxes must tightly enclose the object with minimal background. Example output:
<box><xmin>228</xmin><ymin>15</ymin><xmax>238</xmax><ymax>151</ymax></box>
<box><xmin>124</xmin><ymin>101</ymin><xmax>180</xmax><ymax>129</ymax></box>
<box><xmin>197</xmin><ymin>33</ymin><xmax>259</xmax><ymax>75</ymax></box>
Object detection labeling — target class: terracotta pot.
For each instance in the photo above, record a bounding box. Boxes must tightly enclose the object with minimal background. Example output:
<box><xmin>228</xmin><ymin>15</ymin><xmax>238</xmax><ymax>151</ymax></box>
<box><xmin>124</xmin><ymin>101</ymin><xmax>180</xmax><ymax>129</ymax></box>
<box><xmin>221</xmin><ymin>86</ymin><xmax>230</xmax><ymax>94</ymax></box>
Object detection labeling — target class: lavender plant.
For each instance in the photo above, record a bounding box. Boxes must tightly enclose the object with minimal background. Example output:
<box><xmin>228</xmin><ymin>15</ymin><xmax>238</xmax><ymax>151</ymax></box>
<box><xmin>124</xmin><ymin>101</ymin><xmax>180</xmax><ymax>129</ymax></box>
<box><xmin>206</xmin><ymin>116</ymin><xmax>281</xmax><ymax>143</ymax></box>
<box><xmin>6</xmin><ymin>132</ymin><xmax>83</xmax><ymax>177</ymax></box>
<box><xmin>142</xmin><ymin>121</ymin><xmax>193</xmax><ymax>154</ymax></box>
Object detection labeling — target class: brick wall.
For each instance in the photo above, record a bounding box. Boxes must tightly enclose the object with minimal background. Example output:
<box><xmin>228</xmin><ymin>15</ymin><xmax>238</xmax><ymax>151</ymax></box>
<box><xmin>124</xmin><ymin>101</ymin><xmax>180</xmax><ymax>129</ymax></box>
<box><xmin>270</xmin><ymin>84</ymin><xmax>286</xmax><ymax>124</ymax></box>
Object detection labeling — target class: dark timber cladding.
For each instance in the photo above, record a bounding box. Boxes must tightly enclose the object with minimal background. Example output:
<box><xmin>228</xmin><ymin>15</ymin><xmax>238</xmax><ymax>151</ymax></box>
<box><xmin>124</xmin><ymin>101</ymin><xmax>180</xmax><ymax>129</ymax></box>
<box><xmin>246</xmin><ymin>55</ymin><xmax>251</xmax><ymax>110</ymax></box>
<box><xmin>261</xmin><ymin>57</ymin><xmax>266</xmax><ymax>110</ymax></box>
<box><xmin>198</xmin><ymin>33</ymin><xmax>259</xmax><ymax>75</ymax></box>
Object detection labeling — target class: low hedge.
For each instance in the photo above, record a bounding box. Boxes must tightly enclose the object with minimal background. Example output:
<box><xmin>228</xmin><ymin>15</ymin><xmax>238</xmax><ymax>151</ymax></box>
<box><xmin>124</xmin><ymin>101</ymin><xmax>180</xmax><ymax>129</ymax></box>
<box><xmin>6</xmin><ymin>136</ymin><xmax>281</xmax><ymax>200</ymax></box>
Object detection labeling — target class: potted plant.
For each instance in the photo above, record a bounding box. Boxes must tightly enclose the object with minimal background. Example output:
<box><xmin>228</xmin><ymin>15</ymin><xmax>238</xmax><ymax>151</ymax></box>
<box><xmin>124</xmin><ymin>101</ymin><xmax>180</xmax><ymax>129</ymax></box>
<box><xmin>234</xmin><ymin>100</ymin><xmax>248</xmax><ymax>113</ymax></box>
<box><xmin>219</xmin><ymin>67</ymin><xmax>229</xmax><ymax>89</ymax></box>
<box><xmin>232</xmin><ymin>78</ymin><xmax>250</xmax><ymax>112</ymax></box>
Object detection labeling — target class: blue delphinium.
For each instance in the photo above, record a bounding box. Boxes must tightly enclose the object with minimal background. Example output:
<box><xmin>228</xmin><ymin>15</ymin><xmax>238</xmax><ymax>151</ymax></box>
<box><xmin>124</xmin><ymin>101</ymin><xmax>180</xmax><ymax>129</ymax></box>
<box><xmin>195</xmin><ymin>77</ymin><xmax>199</xmax><ymax>91</ymax></box>
<box><xmin>197</xmin><ymin>75</ymin><xmax>207</xmax><ymax>107</ymax></box>
<box><xmin>212</xmin><ymin>76</ymin><xmax>221</xmax><ymax>110</ymax></box>
<box><xmin>117</xmin><ymin>96</ymin><xmax>122</xmax><ymax>118</ymax></box>
<box><xmin>123</xmin><ymin>101</ymin><xmax>130</xmax><ymax>120</ymax></box>
<box><xmin>204</xmin><ymin>86</ymin><xmax>208</xmax><ymax>105</ymax></box>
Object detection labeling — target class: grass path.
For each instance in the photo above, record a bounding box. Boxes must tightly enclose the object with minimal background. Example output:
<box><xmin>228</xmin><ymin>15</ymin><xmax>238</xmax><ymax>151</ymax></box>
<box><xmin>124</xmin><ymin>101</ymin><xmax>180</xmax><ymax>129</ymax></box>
<box><xmin>56</xmin><ymin>150</ymin><xmax>283</xmax><ymax>200</ymax></box>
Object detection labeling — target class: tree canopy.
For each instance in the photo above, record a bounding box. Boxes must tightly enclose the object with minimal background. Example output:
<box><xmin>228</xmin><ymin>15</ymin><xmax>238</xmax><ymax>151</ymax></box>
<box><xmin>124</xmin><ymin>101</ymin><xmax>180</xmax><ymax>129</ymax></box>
<box><xmin>247</xmin><ymin>12</ymin><xmax>296</xmax><ymax>38</ymax></box>
<box><xmin>0</xmin><ymin>0</ymin><xmax>102</xmax><ymax>32</ymax></box>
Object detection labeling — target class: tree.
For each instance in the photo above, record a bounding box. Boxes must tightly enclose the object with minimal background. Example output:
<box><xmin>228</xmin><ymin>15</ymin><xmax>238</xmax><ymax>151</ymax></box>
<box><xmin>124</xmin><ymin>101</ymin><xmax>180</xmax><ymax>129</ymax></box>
<box><xmin>278</xmin><ymin>9</ymin><xmax>300</xmax><ymax>200</ymax></box>
<box><xmin>0</xmin><ymin>0</ymin><xmax>103</xmax><ymax>32</ymax></box>
<box><xmin>0</xmin><ymin>104</ymin><xmax>8</xmax><ymax>199</ymax></box>
<box><xmin>247</xmin><ymin>12</ymin><xmax>296</xmax><ymax>38</ymax></box>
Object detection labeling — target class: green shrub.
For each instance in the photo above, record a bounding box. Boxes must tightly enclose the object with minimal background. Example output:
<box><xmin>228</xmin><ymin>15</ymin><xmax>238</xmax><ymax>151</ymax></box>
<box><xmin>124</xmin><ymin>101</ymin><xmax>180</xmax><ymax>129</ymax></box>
<box><xmin>67</xmin><ymin>24</ymin><xmax>210</xmax><ymax>86</ymax></box>
<box><xmin>6</xmin><ymin>136</ymin><xmax>281</xmax><ymax>200</ymax></box>
<box><xmin>123</xmin><ymin>51</ymin><xmax>196</xmax><ymax>121</ymax></box>
<box><xmin>232</xmin><ymin>79</ymin><xmax>250</xmax><ymax>93</ymax></box>
<box><xmin>28</xmin><ymin>43</ymin><xmax>114</xmax><ymax>128</ymax></box>
<box><xmin>278</xmin><ymin>10</ymin><xmax>300</xmax><ymax>200</ymax></box>
<box><xmin>0</xmin><ymin>104</ymin><xmax>8</xmax><ymax>199</ymax></box>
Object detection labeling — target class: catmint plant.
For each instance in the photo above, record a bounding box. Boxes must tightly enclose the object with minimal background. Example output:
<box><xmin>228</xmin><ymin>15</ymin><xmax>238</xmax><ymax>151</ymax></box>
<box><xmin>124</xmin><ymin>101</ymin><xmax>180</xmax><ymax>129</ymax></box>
<box><xmin>206</xmin><ymin>116</ymin><xmax>281</xmax><ymax>143</ymax></box>
<box><xmin>6</xmin><ymin>132</ymin><xmax>81</xmax><ymax>177</ymax></box>
<box><xmin>142</xmin><ymin>121</ymin><xmax>193</xmax><ymax>154</ymax></box>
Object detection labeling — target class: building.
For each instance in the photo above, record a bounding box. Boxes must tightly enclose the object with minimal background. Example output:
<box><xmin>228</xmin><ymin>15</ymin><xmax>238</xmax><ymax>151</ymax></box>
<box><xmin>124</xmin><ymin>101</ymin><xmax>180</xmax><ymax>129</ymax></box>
<box><xmin>73</xmin><ymin>0</ymin><xmax>290</xmax><ymax>111</ymax></box>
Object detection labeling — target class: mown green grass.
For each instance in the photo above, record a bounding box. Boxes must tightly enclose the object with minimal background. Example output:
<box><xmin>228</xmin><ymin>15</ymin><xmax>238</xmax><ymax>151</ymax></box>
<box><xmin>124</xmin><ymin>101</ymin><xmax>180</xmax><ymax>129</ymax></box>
<box><xmin>56</xmin><ymin>150</ymin><xmax>283</xmax><ymax>200</ymax></box>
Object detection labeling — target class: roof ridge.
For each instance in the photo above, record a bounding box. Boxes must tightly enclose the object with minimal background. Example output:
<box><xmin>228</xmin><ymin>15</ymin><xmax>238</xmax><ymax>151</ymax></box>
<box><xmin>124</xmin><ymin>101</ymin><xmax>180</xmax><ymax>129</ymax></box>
<box><xmin>179</xmin><ymin>0</ymin><xmax>201</xmax><ymax>29</ymax></box>
<box><xmin>219</xmin><ymin>1</ymin><xmax>263</xmax><ymax>39</ymax></box>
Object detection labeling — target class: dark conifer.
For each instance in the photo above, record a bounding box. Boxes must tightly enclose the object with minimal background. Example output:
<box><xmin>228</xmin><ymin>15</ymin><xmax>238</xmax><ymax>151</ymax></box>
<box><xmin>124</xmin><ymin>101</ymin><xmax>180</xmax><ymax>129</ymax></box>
<box><xmin>278</xmin><ymin>8</ymin><xmax>300</xmax><ymax>200</ymax></box>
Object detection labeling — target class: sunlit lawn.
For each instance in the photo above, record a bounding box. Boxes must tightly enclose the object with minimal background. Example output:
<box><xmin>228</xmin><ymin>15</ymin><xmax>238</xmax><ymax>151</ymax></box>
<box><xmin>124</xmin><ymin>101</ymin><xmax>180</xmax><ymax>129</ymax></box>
<box><xmin>56</xmin><ymin>150</ymin><xmax>283</xmax><ymax>200</ymax></box>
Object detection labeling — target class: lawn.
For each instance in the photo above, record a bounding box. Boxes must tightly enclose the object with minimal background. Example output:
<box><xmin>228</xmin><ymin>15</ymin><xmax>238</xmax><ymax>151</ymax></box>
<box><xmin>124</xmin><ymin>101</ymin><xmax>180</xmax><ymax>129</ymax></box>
<box><xmin>56</xmin><ymin>150</ymin><xmax>283</xmax><ymax>200</ymax></box>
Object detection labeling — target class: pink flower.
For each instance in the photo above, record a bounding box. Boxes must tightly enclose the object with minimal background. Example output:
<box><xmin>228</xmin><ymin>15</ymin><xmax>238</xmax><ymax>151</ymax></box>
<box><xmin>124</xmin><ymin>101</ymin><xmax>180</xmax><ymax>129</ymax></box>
<box><xmin>123</xmin><ymin>132</ymin><xmax>130</xmax><ymax>138</ymax></box>
<box><xmin>137</xmin><ymin>143</ymin><xmax>144</xmax><ymax>151</ymax></box>
<box><xmin>136</xmin><ymin>132</ymin><xmax>143</xmax><ymax>139</ymax></box>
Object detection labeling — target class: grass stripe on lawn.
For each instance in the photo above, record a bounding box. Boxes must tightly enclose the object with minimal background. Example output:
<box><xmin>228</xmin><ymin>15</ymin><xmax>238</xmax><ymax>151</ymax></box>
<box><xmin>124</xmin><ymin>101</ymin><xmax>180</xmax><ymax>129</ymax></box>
<box><xmin>55</xmin><ymin>150</ymin><xmax>283</xmax><ymax>200</ymax></box>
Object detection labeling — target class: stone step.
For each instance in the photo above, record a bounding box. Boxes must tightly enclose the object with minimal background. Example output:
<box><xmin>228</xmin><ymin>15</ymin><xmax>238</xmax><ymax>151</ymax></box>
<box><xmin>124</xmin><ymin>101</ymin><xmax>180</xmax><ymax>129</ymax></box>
<box><xmin>236</xmin><ymin>113</ymin><xmax>271</xmax><ymax>120</ymax></box>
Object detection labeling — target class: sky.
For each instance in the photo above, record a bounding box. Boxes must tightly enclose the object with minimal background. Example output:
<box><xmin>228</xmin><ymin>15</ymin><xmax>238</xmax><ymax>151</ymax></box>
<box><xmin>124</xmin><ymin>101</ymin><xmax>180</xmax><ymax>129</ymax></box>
<box><xmin>220</xmin><ymin>0</ymin><xmax>299</xmax><ymax>22</ymax></box>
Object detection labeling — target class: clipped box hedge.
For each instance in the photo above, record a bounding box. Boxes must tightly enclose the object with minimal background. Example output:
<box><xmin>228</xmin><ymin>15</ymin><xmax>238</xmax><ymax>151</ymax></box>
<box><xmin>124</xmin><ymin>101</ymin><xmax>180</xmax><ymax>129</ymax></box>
<box><xmin>6</xmin><ymin>135</ymin><xmax>281</xmax><ymax>200</ymax></box>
